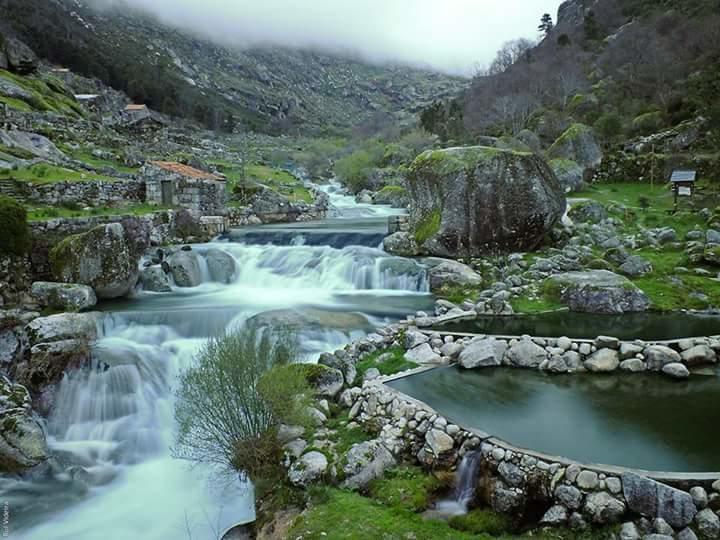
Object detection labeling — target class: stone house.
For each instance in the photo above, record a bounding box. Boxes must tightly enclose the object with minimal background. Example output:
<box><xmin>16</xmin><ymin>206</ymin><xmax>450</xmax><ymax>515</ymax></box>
<box><xmin>143</xmin><ymin>161</ymin><xmax>227</xmax><ymax>216</ymax></box>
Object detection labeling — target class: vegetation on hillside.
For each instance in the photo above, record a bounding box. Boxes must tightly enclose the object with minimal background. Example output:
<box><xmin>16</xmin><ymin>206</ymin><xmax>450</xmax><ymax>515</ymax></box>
<box><xmin>0</xmin><ymin>195</ymin><xmax>30</xmax><ymax>256</ymax></box>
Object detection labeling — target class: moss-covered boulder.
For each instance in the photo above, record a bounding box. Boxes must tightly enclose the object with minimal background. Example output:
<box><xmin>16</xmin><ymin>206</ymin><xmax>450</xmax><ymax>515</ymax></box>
<box><xmin>549</xmin><ymin>158</ymin><xmax>584</xmax><ymax>193</ymax></box>
<box><xmin>0</xmin><ymin>375</ymin><xmax>48</xmax><ymax>473</ymax></box>
<box><xmin>403</xmin><ymin>146</ymin><xmax>566</xmax><ymax>257</ymax></box>
<box><xmin>546</xmin><ymin>270</ymin><xmax>650</xmax><ymax>314</ymax></box>
<box><xmin>50</xmin><ymin>223</ymin><xmax>139</xmax><ymax>299</ymax></box>
<box><xmin>547</xmin><ymin>123</ymin><xmax>602</xmax><ymax>171</ymax></box>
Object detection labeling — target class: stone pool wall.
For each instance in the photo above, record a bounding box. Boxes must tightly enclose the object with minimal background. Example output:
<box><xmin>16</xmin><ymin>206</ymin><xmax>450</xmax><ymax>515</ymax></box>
<box><xmin>317</xmin><ymin>314</ymin><xmax>720</xmax><ymax>537</ymax></box>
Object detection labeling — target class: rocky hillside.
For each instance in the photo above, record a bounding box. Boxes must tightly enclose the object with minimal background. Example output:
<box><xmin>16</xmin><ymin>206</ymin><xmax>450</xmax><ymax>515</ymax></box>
<box><xmin>0</xmin><ymin>0</ymin><xmax>466</xmax><ymax>134</ymax></box>
<box><xmin>422</xmin><ymin>0</ymin><xmax>720</xmax><ymax>149</ymax></box>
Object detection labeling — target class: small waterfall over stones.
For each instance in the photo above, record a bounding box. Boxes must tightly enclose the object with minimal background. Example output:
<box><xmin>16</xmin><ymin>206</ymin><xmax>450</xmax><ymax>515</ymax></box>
<box><xmin>434</xmin><ymin>450</ymin><xmax>482</xmax><ymax>516</ymax></box>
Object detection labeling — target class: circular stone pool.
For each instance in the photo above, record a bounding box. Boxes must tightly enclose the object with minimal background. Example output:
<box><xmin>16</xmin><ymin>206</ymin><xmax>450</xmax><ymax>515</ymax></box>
<box><xmin>388</xmin><ymin>366</ymin><xmax>720</xmax><ymax>472</ymax></box>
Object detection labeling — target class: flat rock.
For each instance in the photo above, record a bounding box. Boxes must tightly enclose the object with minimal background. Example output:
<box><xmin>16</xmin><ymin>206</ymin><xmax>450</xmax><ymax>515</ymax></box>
<box><xmin>458</xmin><ymin>337</ymin><xmax>507</xmax><ymax>369</ymax></box>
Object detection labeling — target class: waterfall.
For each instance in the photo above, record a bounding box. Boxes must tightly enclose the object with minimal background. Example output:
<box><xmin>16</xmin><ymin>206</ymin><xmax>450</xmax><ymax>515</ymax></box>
<box><xmin>454</xmin><ymin>451</ymin><xmax>482</xmax><ymax>511</ymax></box>
<box><xmin>435</xmin><ymin>450</ymin><xmax>482</xmax><ymax>516</ymax></box>
<box><xmin>7</xmin><ymin>183</ymin><xmax>434</xmax><ymax>540</ymax></box>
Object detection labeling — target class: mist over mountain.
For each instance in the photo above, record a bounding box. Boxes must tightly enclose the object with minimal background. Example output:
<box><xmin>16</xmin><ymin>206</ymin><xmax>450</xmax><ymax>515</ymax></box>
<box><xmin>88</xmin><ymin>0</ymin><xmax>563</xmax><ymax>75</ymax></box>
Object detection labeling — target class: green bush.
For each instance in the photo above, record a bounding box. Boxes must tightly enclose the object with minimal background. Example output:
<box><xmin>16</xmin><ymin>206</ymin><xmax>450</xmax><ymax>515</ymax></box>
<box><xmin>335</xmin><ymin>150</ymin><xmax>376</xmax><ymax>192</ymax></box>
<box><xmin>173</xmin><ymin>327</ymin><xmax>311</xmax><ymax>487</ymax></box>
<box><xmin>0</xmin><ymin>196</ymin><xmax>30</xmax><ymax>256</ymax></box>
<box><xmin>594</xmin><ymin>112</ymin><xmax>624</xmax><ymax>143</ymax></box>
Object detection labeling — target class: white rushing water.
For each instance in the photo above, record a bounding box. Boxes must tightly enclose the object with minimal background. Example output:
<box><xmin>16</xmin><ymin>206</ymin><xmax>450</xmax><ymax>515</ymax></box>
<box><xmin>8</xmin><ymin>184</ymin><xmax>430</xmax><ymax>540</ymax></box>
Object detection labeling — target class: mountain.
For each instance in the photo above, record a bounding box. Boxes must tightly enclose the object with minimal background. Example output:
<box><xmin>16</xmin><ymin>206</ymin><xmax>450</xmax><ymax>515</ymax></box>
<box><xmin>0</xmin><ymin>0</ymin><xmax>466</xmax><ymax>134</ymax></box>
<box><xmin>421</xmin><ymin>0</ymin><xmax>720</xmax><ymax>149</ymax></box>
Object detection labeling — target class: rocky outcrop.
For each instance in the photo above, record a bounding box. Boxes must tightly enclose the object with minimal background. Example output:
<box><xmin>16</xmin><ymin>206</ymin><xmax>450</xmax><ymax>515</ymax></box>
<box><xmin>341</xmin><ymin>439</ymin><xmax>395</xmax><ymax>490</ymax></box>
<box><xmin>383</xmin><ymin>232</ymin><xmax>420</xmax><ymax>257</ymax></box>
<box><xmin>550</xmin><ymin>159</ymin><xmax>585</xmax><ymax>193</ymax></box>
<box><xmin>30</xmin><ymin>282</ymin><xmax>97</xmax><ymax>312</ymax></box>
<box><xmin>547</xmin><ymin>270</ymin><xmax>650</xmax><ymax>314</ymax></box>
<box><xmin>403</xmin><ymin>147</ymin><xmax>566</xmax><ymax>257</ymax></box>
<box><xmin>0</xmin><ymin>376</ymin><xmax>47</xmax><ymax>472</ymax></box>
<box><xmin>2</xmin><ymin>38</ymin><xmax>38</xmax><ymax>74</ymax></box>
<box><xmin>50</xmin><ymin>223</ymin><xmax>140</xmax><ymax>299</ymax></box>
<box><xmin>547</xmin><ymin>124</ymin><xmax>602</xmax><ymax>171</ymax></box>
<box><xmin>288</xmin><ymin>451</ymin><xmax>328</xmax><ymax>487</ymax></box>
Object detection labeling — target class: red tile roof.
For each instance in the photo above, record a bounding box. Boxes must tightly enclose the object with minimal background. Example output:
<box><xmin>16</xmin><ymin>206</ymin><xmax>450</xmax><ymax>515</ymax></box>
<box><xmin>149</xmin><ymin>161</ymin><xmax>224</xmax><ymax>181</ymax></box>
<box><xmin>125</xmin><ymin>104</ymin><xmax>148</xmax><ymax>111</ymax></box>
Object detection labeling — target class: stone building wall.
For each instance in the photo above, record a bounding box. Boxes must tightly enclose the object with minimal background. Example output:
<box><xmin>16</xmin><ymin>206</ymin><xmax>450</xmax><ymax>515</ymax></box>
<box><xmin>143</xmin><ymin>165</ymin><xmax>226</xmax><ymax>216</ymax></box>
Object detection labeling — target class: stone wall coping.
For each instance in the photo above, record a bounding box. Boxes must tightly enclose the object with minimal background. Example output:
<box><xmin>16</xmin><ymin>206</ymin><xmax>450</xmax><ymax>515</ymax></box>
<box><xmin>378</xmin><ymin>366</ymin><xmax>720</xmax><ymax>484</ymax></box>
<box><xmin>419</xmin><ymin>329</ymin><xmax>720</xmax><ymax>347</ymax></box>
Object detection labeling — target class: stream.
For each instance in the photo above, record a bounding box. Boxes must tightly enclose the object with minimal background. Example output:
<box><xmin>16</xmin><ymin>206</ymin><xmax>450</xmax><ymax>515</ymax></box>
<box><xmin>5</xmin><ymin>182</ymin><xmax>433</xmax><ymax>540</ymax></box>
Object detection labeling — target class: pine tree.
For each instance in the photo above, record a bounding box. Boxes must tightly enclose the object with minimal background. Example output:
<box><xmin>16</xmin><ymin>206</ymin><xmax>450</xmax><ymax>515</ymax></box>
<box><xmin>538</xmin><ymin>13</ymin><xmax>554</xmax><ymax>35</ymax></box>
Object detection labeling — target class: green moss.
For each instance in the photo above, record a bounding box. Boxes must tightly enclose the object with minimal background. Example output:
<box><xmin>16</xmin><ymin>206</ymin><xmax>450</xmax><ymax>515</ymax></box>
<box><xmin>436</xmin><ymin>283</ymin><xmax>479</xmax><ymax>304</ymax></box>
<box><xmin>367</xmin><ymin>467</ymin><xmax>442</xmax><ymax>512</ymax></box>
<box><xmin>355</xmin><ymin>346</ymin><xmax>418</xmax><ymax>382</ymax></box>
<box><xmin>549</xmin><ymin>158</ymin><xmax>580</xmax><ymax>173</ymax></box>
<box><xmin>0</xmin><ymin>95</ymin><xmax>33</xmax><ymax>112</ymax></box>
<box><xmin>410</xmin><ymin>146</ymin><xmax>531</xmax><ymax>178</ymax></box>
<box><xmin>49</xmin><ymin>233</ymin><xmax>81</xmax><ymax>280</ymax></box>
<box><xmin>0</xmin><ymin>196</ymin><xmax>30</xmax><ymax>256</ymax></box>
<box><xmin>376</xmin><ymin>185</ymin><xmax>406</xmax><ymax>196</ymax></box>
<box><xmin>448</xmin><ymin>509</ymin><xmax>513</xmax><ymax>536</ymax></box>
<box><xmin>415</xmin><ymin>210</ymin><xmax>442</xmax><ymax>244</ymax></box>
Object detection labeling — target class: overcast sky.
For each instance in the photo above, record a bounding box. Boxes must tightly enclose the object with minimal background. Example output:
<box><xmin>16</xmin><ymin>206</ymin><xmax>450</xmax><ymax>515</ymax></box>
<box><xmin>95</xmin><ymin>0</ymin><xmax>564</xmax><ymax>75</ymax></box>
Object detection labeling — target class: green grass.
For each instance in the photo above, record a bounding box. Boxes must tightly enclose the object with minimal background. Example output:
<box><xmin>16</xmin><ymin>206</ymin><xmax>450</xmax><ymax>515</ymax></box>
<box><xmin>66</xmin><ymin>149</ymin><xmax>139</xmax><ymax>175</ymax></box>
<box><xmin>415</xmin><ymin>210</ymin><xmax>442</xmax><ymax>243</ymax></box>
<box><xmin>0</xmin><ymin>70</ymin><xmax>84</xmax><ymax>117</ymax></box>
<box><xmin>288</xmin><ymin>488</ymin><xmax>480</xmax><ymax>540</ymax></box>
<box><xmin>288</xmin><ymin>485</ymin><xmax>620</xmax><ymax>540</ymax></box>
<box><xmin>355</xmin><ymin>346</ymin><xmax>418</xmax><ymax>382</ymax></box>
<box><xmin>449</xmin><ymin>509</ymin><xmax>513</xmax><ymax>536</ymax></box>
<box><xmin>628</xmin><ymin>248</ymin><xmax>720</xmax><ymax>311</ymax></box>
<box><xmin>0</xmin><ymin>95</ymin><xmax>33</xmax><ymax>112</ymax></box>
<box><xmin>510</xmin><ymin>295</ymin><xmax>565</xmax><ymax>314</ymax></box>
<box><xmin>367</xmin><ymin>467</ymin><xmax>443</xmax><ymax>513</ymax></box>
<box><xmin>220</xmin><ymin>162</ymin><xmax>313</xmax><ymax>203</ymax></box>
<box><xmin>26</xmin><ymin>203</ymin><xmax>171</xmax><ymax>221</ymax></box>
<box><xmin>436</xmin><ymin>283</ymin><xmax>481</xmax><ymax>303</ymax></box>
<box><xmin>0</xmin><ymin>163</ymin><xmax>117</xmax><ymax>184</ymax></box>
<box><xmin>574</xmin><ymin>182</ymin><xmax>711</xmax><ymax>237</ymax></box>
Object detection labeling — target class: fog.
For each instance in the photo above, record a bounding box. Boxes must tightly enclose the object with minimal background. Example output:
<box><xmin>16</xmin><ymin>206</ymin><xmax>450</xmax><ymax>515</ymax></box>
<box><xmin>91</xmin><ymin>0</ymin><xmax>564</xmax><ymax>75</ymax></box>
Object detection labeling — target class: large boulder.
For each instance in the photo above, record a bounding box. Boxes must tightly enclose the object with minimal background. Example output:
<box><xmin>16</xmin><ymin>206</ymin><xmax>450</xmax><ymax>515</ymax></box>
<box><xmin>167</xmin><ymin>250</ymin><xmax>202</xmax><ymax>288</ymax></box>
<box><xmin>459</xmin><ymin>337</ymin><xmax>507</xmax><ymax>369</ymax></box>
<box><xmin>404</xmin><ymin>147</ymin><xmax>566</xmax><ymax>257</ymax></box>
<box><xmin>288</xmin><ymin>451</ymin><xmax>328</xmax><ymax>487</ymax></box>
<box><xmin>550</xmin><ymin>159</ymin><xmax>585</xmax><ymax>193</ymax></box>
<box><xmin>50</xmin><ymin>223</ymin><xmax>139</xmax><ymax>299</ymax></box>
<box><xmin>383</xmin><ymin>232</ymin><xmax>420</xmax><ymax>257</ymax></box>
<box><xmin>583</xmin><ymin>491</ymin><xmax>626</xmax><ymax>525</ymax></box>
<box><xmin>139</xmin><ymin>266</ymin><xmax>172</xmax><ymax>293</ymax></box>
<box><xmin>31</xmin><ymin>282</ymin><xmax>97</xmax><ymax>312</ymax></box>
<box><xmin>0</xmin><ymin>130</ymin><xmax>65</xmax><ymax>161</ymax></box>
<box><xmin>3</xmin><ymin>38</ymin><xmax>38</xmax><ymax>74</ymax></box>
<box><xmin>622</xmin><ymin>473</ymin><xmax>698</xmax><ymax>529</ymax></box>
<box><xmin>0</xmin><ymin>376</ymin><xmax>48</xmax><ymax>473</ymax></box>
<box><xmin>505</xmin><ymin>338</ymin><xmax>547</xmax><ymax>368</ymax></box>
<box><xmin>547</xmin><ymin>123</ymin><xmax>602</xmax><ymax>171</ymax></box>
<box><xmin>205</xmin><ymin>249</ymin><xmax>237</xmax><ymax>284</ymax></box>
<box><xmin>547</xmin><ymin>270</ymin><xmax>650</xmax><ymax>314</ymax></box>
<box><xmin>25</xmin><ymin>312</ymin><xmax>98</xmax><ymax>345</ymax></box>
<box><xmin>424</xmin><ymin>258</ymin><xmax>482</xmax><ymax>290</ymax></box>
<box><xmin>341</xmin><ymin>439</ymin><xmax>396</xmax><ymax>490</ymax></box>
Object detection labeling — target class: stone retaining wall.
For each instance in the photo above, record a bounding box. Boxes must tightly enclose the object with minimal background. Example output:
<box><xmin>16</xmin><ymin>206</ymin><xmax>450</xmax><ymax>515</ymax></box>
<box><xmin>12</xmin><ymin>179</ymin><xmax>145</xmax><ymax>207</ymax></box>
<box><xmin>225</xmin><ymin>200</ymin><xmax>327</xmax><ymax>227</ymax></box>
<box><xmin>318</xmin><ymin>317</ymin><xmax>720</xmax><ymax>536</ymax></box>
